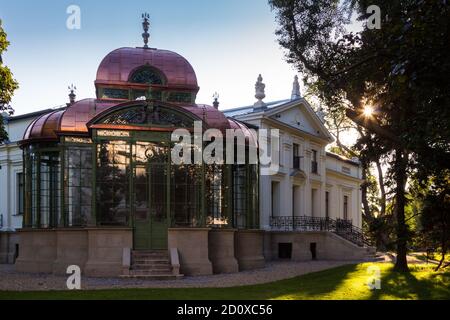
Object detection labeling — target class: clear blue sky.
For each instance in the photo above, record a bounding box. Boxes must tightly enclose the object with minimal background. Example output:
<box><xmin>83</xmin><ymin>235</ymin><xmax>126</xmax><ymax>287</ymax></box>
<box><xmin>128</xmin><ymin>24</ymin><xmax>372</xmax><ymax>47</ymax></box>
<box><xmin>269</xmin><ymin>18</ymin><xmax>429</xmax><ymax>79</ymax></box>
<box><xmin>0</xmin><ymin>0</ymin><xmax>301</xmax><ymax>115</ymax></box>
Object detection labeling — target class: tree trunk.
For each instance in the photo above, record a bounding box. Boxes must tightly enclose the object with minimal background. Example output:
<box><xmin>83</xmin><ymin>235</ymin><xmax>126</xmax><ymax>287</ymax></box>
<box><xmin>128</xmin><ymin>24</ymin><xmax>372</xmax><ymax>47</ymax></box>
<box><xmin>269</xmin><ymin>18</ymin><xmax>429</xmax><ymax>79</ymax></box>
<box><xmin>360</xmin><ymin>162</ymin><xmax>371</xmax><ymax>219</ymax></box>
<box><xmin>375</xmin><ymin>158</ymin><xmax>387</xmax><ymax>216</ymax></box>
<box><xmin>394</xmin><ymin>148</ymin><xmax>409</xmax><ymax>272</ymax></box>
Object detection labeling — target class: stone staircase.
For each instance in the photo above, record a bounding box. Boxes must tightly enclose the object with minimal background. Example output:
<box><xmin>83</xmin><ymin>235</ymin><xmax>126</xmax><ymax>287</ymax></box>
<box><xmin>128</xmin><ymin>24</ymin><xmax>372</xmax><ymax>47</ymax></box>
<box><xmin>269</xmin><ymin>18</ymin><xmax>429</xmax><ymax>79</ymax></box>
<box><xmin>125</xmin><ymin>250</ymin><xmax>183</xmax><ymax>280</ymax></box>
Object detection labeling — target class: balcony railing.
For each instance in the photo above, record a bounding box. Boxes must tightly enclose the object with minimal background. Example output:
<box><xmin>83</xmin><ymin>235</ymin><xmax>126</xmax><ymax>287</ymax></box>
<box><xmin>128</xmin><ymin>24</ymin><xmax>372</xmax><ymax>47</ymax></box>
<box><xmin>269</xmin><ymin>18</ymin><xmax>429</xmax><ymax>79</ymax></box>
<box><xmin>269</xmin><ymin>215</ymin><xmax>372</xmax><ymax>247</ymax></box>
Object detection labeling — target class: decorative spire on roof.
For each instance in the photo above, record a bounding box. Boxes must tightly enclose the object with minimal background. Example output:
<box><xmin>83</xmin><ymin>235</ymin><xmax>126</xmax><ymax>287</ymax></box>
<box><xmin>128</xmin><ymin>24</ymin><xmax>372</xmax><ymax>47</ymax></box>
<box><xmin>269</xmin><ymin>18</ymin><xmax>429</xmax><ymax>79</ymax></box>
<box><xmin>291</xmin><ymin>75</ymin><xmax>301</xmax><ymax>100</ymax></box>
<box><xmin>68</xmin><ymin>84</ymin><xmax>77</xmax><ymax>105</ymax></box>
<box><xmin>254</xmin><ymin>74</ymin><xmax>266</xmax><ymax>111</ymax></box>
<box><xmin>213</xmin><ymin>92</ymin><xmax>220</xmax><ymax>109</ymax></box>
<box><xmin>141</xmin><ymin>13</ymin><xmax>150</xmax><ymax>48</ymax></box>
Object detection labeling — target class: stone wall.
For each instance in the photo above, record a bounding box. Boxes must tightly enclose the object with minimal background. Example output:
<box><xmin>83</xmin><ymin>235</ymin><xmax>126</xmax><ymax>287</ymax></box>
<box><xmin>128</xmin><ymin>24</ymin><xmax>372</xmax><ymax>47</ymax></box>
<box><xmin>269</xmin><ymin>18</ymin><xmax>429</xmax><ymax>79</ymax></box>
<box><xmin>266</xmin><ymin>231</ymin><xmax>369</xmax><ymax>261</ymax></box>
<box><xmin>15</xmin><ymin>228</ymin><xmax>132</xmax><ymax>277</ymax></box>
<box><xmin>0</xmin><ymin>231</ymin><xmax>20</xmax><ymax>264</ymax></box>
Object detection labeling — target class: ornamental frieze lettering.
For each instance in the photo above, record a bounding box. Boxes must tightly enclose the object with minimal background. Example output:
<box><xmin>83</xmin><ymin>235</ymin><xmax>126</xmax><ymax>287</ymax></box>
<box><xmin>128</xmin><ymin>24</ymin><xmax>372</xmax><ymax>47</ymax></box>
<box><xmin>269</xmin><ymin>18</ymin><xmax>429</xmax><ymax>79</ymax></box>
<box><xmin>97</xmin><ymin>130</ymin><xmax>130</xmax><ymax>137</ymax></box>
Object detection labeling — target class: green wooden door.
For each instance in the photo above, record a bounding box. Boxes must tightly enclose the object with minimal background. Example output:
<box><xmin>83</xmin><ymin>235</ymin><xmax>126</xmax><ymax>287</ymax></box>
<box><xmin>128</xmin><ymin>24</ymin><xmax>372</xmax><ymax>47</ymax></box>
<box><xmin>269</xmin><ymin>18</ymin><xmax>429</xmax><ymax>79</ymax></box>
<box><xmin>133</xmin><ymin>143</ymin><xmax>168</xmax><ymax>250</ymax></box>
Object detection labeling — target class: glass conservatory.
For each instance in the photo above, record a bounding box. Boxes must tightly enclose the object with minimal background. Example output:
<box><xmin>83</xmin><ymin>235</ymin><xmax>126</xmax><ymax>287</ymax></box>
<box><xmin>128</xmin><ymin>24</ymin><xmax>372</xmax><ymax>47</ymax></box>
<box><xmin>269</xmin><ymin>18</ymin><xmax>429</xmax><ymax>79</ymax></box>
<box><xmin>15</xmin><ymin>41</ymin><xmax>265</xmax><ymax>277</ymax></box>
<box><xmin>21</xmin><ymin>100</ymin><xmax>259</xmax><ymax>250</ymax></box>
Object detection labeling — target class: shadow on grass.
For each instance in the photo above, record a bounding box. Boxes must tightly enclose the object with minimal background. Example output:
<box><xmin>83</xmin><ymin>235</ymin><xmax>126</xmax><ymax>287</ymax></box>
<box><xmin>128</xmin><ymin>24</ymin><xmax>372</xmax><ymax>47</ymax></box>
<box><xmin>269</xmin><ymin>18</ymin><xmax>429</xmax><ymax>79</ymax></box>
<box><xmin>0</xmin><ymin>264</ymin><xmax>358</xmax><ymax>300</ymax></box>
<box><xmin>369</xmin><ymin>265</ymin><xmax>450</xmax><ymax>300</ymax></box>
<box><xmin>1</xmin><ymin>263</ymin><xmax>448</xmax><ymax>300</ymax></box>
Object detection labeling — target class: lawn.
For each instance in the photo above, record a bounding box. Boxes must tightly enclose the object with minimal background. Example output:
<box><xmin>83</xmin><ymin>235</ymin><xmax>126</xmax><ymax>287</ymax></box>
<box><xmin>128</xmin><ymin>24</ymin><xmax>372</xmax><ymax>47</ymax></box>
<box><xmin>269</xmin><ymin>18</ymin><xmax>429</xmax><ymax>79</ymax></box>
<box><xmin>0</xmin><ymin>262</ymin><xmax>448</xmax><ymax>300</ymax></box>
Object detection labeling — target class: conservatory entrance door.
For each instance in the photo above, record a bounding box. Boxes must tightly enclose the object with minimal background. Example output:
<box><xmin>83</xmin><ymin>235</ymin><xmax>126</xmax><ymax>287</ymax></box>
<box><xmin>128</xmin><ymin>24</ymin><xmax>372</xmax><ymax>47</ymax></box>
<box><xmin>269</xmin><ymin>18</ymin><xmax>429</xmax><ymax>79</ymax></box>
<box><xmin>133</xmin><ymin>142</ymin><xmax>169</xmax><ymax>250</ymax></box>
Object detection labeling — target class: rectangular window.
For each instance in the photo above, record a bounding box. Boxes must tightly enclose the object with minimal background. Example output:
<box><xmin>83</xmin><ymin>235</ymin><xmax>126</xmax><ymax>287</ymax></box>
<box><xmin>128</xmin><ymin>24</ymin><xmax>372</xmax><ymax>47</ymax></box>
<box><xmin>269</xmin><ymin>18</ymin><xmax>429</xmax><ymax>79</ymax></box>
<box><xmin>311</xmin><ymin>150</ymin><xmax>318</xmax><ymax>174</ymax></box>
<box><xmin>311</xmin><ymin>188</ymin><xmax>318</xmax><ymax>217</ymax></box>
<box><xmin>17</xmin><ymin>173</ymin><xmax>24</xmax><ymax>215</ymax></box>
<box><xmin>233</xmin><ymin>165</ymin><xmax>248</xmax><ymax>228</ymax></box>
<box><xmin>96</xmin><ymin>141</ymin><xmax>130</xmax><ymax>226</ymax></box>
<box><xmin>66</xmin><ymin>146</ymin><xmax>94</xmax><ymax>227</ymax></box>
<box><xmin>271</xmin><ymin>181</ymin><xmax>280</xmax><ymax>217</ymax></box>
<box><xmin>292</xmin><ymin>186</ymin><xmax>300</xmax><ymax>217</ymax></box>
<box><xmin>343</xmin><ymin>195</ymin><xmax>348</xmax><ymax>220</ymax></box>
<box><xmin>206</xmin><ymin>164</ymin><xmax>225</xmax><ymax>226</ymax></box>
<box><xmin>40</xmin><ymin>152</ymin><xmax>61</xmax><ymax>228</ymax></box>
<box><xmin>293</xmin><ymin>143</ymin><xmax>300</xmax><ymax>169</ymax></box>
<box><xmin>326</xmin><ymin>191</ymin><xmax>329</xmax><ymax>219</ymax></box>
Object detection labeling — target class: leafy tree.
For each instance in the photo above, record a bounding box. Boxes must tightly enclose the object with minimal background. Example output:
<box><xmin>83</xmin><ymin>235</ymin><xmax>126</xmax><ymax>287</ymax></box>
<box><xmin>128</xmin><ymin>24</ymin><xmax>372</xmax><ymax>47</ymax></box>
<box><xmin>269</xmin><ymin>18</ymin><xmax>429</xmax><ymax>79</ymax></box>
<box><xmin>418</xmin><ymin>172</ymin><xmax>450</xmax><ymax>270</ymax></box>
<box><xmin>269</xmin><ymin>0</ymin><xmax>450</xmax><ymax>271</ymax></box>
<box><xmin>0</xmin><ymin>19</ymin><xmax>18</xmax><ymax>143</ymax></box>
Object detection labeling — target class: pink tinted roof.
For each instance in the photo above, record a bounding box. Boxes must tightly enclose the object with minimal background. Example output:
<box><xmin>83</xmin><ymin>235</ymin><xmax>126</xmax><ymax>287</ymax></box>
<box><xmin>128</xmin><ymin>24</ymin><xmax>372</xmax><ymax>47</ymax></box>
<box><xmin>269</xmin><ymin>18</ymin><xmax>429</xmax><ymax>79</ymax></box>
<box><xmin>59</xmin><ymin>99</ymin><xmax>119</xmax><ymax>133</ymax></box>
<box><xmin>181</xmin><ymin>104</ymin><xmax>231</xmax><ymax>131</ymax></box>
<box><xmin>227</xmin><ymin>118</ymin><xmax>258</xmax><ymax>148</ymax></box>
<box><xmin>22</xmin><ymin>99</ymin><xmax>120</xmax><ymax>141</ymax></box>
<box><xmin>96</xmin><ymin>47</ymin><xmax>198</xmax><ymax>88</ymax></box>
<box><xmin>22</xmin><ymin>100</ymin><xmax>256</xmax><ymax>144</ymax></box>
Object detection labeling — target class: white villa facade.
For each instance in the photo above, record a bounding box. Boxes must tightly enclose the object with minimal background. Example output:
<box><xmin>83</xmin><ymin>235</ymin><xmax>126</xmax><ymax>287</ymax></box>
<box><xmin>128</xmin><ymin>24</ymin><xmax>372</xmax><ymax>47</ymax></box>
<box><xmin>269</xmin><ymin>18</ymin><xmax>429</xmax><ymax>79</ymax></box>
<box><xmin>224</xmin><ymin>76</ymin><xmax>363</xmax><ymax>232</ymax></box>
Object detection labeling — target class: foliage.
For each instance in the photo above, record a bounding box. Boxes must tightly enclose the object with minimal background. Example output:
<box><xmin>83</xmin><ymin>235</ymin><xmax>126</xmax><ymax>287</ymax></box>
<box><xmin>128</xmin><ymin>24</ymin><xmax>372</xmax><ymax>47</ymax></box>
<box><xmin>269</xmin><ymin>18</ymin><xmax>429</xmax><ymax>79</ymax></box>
<box><xmin>418</xmin><ymin>172</ymin><xmax>450</xmax><ymax>270</ymax></box>
<box><xmin>0</xmin><ymin>19</ymin><xmax>18</xmax><ymax>143</ymax></box>
<box><xmin>269</xmin><ymin>0</ymin><xmax>450</xmax><ymax>272</ymax></box>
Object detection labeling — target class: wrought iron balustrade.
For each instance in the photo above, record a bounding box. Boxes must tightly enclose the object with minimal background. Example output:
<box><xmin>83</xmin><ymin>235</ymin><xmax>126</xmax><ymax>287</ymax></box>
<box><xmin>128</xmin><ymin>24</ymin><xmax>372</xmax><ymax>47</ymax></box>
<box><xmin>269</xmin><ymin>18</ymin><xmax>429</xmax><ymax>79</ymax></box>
<box><xmin>269</xmin><ymin>215</ymin><xmax>372</xmax><ymax>247</ymax></box>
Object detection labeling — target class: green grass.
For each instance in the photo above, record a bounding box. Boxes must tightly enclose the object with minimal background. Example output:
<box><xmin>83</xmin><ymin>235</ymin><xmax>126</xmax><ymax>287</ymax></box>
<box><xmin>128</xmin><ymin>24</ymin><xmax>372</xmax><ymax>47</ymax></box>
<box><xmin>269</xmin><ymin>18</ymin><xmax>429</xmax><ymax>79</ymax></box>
<box><xmin>0</xmin><ymin>262</ymin><xmax>449</xmax><ymax>300</ymax></box>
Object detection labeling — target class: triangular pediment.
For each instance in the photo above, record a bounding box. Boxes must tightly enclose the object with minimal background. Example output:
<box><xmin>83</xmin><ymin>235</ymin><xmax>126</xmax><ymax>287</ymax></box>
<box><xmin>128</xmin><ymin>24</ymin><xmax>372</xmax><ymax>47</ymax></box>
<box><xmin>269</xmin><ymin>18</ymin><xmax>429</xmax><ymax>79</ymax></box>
<box><xmin>265</xmin><ymin>99</ymin><xmax>333</xmax><ymax>142</ymax></box>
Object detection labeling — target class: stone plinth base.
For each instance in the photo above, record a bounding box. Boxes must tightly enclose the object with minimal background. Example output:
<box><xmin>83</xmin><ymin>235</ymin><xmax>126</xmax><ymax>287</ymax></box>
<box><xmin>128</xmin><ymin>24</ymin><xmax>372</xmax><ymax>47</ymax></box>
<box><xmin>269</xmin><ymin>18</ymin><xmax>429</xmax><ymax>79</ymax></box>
<box><xmin>15</xmin><ymin>228</ymin><xmax>132</xmax><ymax>277</ymax></box>
<box><xmin>235</xmin><ymin>229</ymin><xmax>265</xmax><ymax>271</ymax></box>
<box><xmin>168</xmin><ymin>228</ymin><xmax>213</xmax><ymax>276</ymax></box>
<box><xmin>0</xmin><ymin>231</ymin><xmax>20</xmax><ymax>264</ymax></box>
<box><xmin>208</xmin><ymin>229</ymin><xmax>239</xmax><ymax>274</ymax></box>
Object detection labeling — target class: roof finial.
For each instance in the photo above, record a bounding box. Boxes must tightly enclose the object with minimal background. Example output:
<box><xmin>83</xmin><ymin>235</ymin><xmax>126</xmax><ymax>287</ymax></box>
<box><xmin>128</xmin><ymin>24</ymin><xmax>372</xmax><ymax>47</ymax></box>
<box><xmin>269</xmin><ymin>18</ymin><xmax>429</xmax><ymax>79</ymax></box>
<box><xmin>141</xmin><ymin>13</ymin><xmax>150</xmax><ymax>48</ymax></box>
<box><xmin>213</xmin><ymin>92</ymin><xmax>220</xmax><ymax>109</ymax></box>
<box><xmin>317</xmin><ymin>105</ymin><xmax>326</xmax><ymax>123</ymax></box>
<box><xmin>68</xmin><ymin>84</ymin><xmax>77</xmax><ymax>105</ymax></box>
<box><xmin>291</xmin><ymin>75</ymin><xmax>301</xmax><ymax>100</ymax></box>
<box><xmin>254</xmin><ymin>74</ymin><xmax>266</xmax><ymax>111</ymax></box>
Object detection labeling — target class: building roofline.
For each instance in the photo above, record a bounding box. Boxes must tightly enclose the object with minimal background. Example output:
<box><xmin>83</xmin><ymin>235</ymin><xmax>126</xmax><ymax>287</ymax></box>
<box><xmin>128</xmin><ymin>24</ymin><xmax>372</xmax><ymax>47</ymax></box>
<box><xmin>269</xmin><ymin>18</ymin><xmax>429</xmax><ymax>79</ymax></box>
<box><xmin>222</xmin><ymin>99</ymin><xmax>291</xmax><ymax>113</ymax></box>
<box><xmin>6</xmin><ymin>106</ymin><xmax>67</xmax><ymax>122</ymax></box>
<box><xmin>326</xmin><ymin>151</ymin><xmax>360</xmax><ymax>166</ymax></box>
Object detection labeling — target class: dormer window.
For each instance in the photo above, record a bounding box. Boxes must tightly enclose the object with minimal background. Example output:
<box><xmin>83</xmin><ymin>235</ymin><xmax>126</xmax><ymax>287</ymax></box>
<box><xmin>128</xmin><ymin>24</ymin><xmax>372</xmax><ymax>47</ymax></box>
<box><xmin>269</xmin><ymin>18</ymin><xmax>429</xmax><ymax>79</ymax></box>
<box><xmin>129</xmin><ymin>66</ymin><xmax>165</xmax><ymax>85</ymax></box>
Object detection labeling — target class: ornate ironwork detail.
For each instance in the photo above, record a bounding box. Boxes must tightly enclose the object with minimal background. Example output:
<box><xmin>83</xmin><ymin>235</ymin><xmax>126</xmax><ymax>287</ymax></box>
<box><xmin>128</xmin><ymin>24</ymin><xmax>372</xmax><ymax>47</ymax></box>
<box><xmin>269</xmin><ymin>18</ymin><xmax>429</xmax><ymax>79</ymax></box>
<box><xmin>130</xmin><ymin>67</ymin><xmax>164</xmax><ymax>85</ymax></box>
<box><xmin>270</xmin><ymin>216</ymin><xmax>372</xmax><ymax>247</ymax></box>
<box><xmin>167</xmin><ymin>92</ymin><xmax>192</xmax><ymax>103</ymax></box>
<box><xmin>101</xmin><ymin>105</ymin><xmax>193</xmax><ymax>128</ymax></box>
<box><xmin>102</xmin><ymin>88</ymin><xmax>129</xmax><ymax>99</ymax></box>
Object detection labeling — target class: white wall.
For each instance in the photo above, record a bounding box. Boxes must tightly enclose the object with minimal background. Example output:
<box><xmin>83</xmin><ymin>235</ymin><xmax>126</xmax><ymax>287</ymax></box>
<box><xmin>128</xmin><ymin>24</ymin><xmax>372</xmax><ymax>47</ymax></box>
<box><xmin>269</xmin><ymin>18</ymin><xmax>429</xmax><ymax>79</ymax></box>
<box><xmin>231</xmin><ymin>101</ymin><xmax>363</xmax><ymax>231</ymax></box>
<box><xmin>0</xmin><ymin>115</ymin><xmax>38</xmax><ymax>231</ymax></box>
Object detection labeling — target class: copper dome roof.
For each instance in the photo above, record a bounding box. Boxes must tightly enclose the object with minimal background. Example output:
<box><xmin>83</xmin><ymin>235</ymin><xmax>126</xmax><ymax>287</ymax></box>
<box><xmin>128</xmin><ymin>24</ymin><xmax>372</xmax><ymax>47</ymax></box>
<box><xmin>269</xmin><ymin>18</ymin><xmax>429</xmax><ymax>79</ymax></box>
<box><xmin>22</xmin><ymin>99</ymin><xmax>121</xmax><ymax>142</ymax></box>
<box><xmin>95</xmin><ymin>47</ymin><xmax>198</xmax><ymax>89</ymax></box>
<box><xmin>22</xmin><ymin>99</ymin><xmax>237</xmax><ymax>143</ymax></box>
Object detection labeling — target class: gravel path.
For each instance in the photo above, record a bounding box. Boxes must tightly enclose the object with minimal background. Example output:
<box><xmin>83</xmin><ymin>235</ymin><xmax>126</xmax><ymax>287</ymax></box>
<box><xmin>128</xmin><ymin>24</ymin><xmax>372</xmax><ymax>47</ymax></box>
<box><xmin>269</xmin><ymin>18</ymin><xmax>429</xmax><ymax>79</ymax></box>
<box><xmin>0</xmin><ymin>260</ymin><xmax>365</xmax><ymax>292</ymax></box>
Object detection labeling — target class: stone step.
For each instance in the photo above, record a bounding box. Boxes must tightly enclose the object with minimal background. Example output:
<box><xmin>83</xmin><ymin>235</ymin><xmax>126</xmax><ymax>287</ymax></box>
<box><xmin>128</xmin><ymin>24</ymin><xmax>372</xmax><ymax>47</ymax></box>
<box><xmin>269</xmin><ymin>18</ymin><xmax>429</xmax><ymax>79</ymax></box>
<box><xmin>132</xmin><ymin>259</ymin><xmax>170</xmax><ymax>265</ymax></box>
<box><xmin>132</xmin><ymin>265</ymin><xmax>172</xmax><ymax>271</ymax></box>
<box><xmin>130</xmin><ymin>269</ymin><xmax>176</xmax><ymax>275</ymax></box>
<box><xmin>121</xmin><ymin>274</ymin><xmax>184</xmax><ymax>280</ymax></box>
<box><xmin>133</xmin><ymin>252</ymin><xmax>169</xmax><ymax>257</ymax></box>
